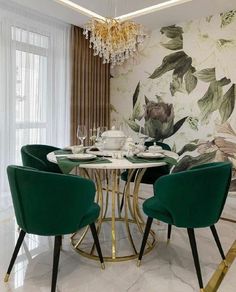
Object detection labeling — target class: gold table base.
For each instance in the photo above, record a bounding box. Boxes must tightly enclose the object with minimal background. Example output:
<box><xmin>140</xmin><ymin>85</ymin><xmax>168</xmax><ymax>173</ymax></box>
<box><xmin>71</xmin><ymin>168</ymin><xmax>157</xmax><ymax>262</ymax></box>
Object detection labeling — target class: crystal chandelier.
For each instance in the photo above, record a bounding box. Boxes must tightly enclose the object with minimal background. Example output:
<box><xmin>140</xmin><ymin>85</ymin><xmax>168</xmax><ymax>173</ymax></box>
<box><xmin>83</xmin><ymin>18</ymin><xmax>146</xmax><ymax>67</ymax></box>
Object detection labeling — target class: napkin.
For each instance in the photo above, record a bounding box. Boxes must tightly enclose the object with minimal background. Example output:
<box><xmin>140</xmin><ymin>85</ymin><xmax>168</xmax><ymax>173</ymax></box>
<box><xmin>125</xmin><ymin>155</ymin><xmax>177</xmax><ymax>166</ymax></box>
<box><xmin>54</xmin><ymin>150</ymin><xmax>111</xmax><ymax>174</ymax></box>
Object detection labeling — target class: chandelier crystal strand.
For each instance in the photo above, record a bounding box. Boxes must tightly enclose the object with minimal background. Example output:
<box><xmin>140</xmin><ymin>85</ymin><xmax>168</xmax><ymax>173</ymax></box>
<box><xmin>83</xmin><ymin>18</ymin><xmax>146</xmax><ymax>67</ymax></box>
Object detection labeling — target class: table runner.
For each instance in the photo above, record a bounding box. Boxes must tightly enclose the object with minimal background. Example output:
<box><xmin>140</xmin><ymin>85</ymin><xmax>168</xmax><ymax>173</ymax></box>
<box><xmin>54</xmin><ymin>150</ymin><xmax>112</xmax><ymax>174</ymax></box>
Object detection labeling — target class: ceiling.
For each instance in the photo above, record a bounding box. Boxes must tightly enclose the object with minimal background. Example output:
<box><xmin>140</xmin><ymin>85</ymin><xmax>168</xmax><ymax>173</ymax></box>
<box><xmin>10</xmin><ymin>0</ymin><xmax>236</xmax><ymax>30</ymax></box>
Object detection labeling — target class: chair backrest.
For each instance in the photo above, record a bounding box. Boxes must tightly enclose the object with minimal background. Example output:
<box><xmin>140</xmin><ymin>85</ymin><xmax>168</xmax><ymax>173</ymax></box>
<box><xmin>21</xmin><ymin>144</ymin><xmax>61</xmax><ymax>173</ymax></box>
<box><xmin>143</xmin><ymin>141</ymin><xmax>171</xmax><ymax>182</ymax></box>
<box><xmin>153</xmin><ymin>162</ymin><xmax>232</xmax><ymax>228</ymax></box>
<box><xmin>7</xmin><ymin>165</ymin><xmax>96</xmax><ymax>236</ymax></box>
<box><xmin>145</xmin><ymin>141</ymin><xmax>171</xmax><ymax>151</ymax></box>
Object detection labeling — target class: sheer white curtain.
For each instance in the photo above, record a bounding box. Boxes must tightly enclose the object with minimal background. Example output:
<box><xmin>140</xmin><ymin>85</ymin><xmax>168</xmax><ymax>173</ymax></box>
<box><xmin>0</xmin><ymin>1</ymin><xmax>71</xmax><ymax>192</ymax></box>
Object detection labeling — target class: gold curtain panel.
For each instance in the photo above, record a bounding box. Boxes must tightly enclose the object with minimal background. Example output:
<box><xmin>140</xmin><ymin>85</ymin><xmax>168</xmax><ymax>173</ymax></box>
<box><xmin>70</xmin><ymin>26</ymin><xmax>110</xmax><ymax>145</ymax></box>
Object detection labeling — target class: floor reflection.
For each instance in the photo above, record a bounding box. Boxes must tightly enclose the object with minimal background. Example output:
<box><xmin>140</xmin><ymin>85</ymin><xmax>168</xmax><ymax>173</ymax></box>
<box><xmin>0</xmin><ymin>189</ymin><xmax>235</xmax><ymax>292</ymax></box>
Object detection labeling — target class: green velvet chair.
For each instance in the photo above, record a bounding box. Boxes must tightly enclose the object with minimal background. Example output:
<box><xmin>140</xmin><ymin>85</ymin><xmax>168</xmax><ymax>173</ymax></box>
<box><xmin>121</xmin><ymin>141</ymin><xmax>171</xmax><ymax>184</ymax></box>
<box><xmin>138</xmin><ymin>162</ymin><xmax>232</xmax><ymax>291</ymax></box>
<box><xmin>21</xmin><ymin>144</ymin><xmax>62</xmax><ymax>173</ymax></box>
<box><xmin>5</xmin><ymin>165</ymin><xmax>104</xmax><ymax>292</ymax></box>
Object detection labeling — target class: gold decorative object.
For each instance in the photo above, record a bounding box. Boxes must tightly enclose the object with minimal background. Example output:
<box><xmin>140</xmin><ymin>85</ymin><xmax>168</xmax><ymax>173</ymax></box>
<box><xmin>4</xmin><ymin>273</ymin><xmax>9</xmax><ymax>282</ymax></box>
<box><xmin>83</xmin><ymin>18</ymin><xmax>146</xmax><ymax>67</ymax></box>
<box><xmin>56</xmin><ymin>0</ymin><xmax>194</xmax><ymax>67</ymax></box>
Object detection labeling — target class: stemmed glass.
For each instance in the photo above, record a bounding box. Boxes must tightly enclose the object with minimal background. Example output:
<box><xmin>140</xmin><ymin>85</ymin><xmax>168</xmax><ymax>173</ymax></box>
<box><xmin>77</xmin><ymin>125</ymin><xmax>87</xmax><ymax>147</ymax></box>
<box><xmin>95</xmin><ymin>127</ymin><xmax>107</xmax><ymax>142</ymax></box>
<box><xmin>138</xmin><ymin>126</ymin><xmax>147</xmax><ymax>144</ymax></box>
<box><xmin>89</xmin><ymin>127</ymin><xmax>97</xmax><ymax>145</ymax></box>
<box><xmin>137</xmin><ymin>126</ymin><xmax>149</xmax><ymax>152</ymax></box>
<box><xmin>96</xmin><ymin>126</ymin><xmax>108</xmax><ymax>157</ymax></box>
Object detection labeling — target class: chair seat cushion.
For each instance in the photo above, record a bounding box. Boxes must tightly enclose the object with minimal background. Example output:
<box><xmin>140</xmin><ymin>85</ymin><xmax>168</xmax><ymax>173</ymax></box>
<box><xmin>143</xmin><ymin>197</ymin><xmax>173</xmax><ymax>224</ymax></box>
<box><xmin>79</xmin><ymin>202</ymin><xmax>100</xmax><ymax>229</ymax></box>
<box><xmin>121</xmin><ymin>165</ymin><xmax>170</xmax><ymax>184</ymax></box>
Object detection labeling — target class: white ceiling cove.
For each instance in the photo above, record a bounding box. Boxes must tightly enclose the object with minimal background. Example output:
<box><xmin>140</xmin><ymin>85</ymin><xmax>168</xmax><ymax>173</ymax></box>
<box><xmin>10</xmin><ymin>0</ymin><xmax>236</xmax><ymax>30</ymax></box>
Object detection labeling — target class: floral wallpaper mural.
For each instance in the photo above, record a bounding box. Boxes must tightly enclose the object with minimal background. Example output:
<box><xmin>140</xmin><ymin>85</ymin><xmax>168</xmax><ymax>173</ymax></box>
<box><xmin>110</xmin><ymin>10</ymin><xmax>236</xmax><ymax>191</ymax></box>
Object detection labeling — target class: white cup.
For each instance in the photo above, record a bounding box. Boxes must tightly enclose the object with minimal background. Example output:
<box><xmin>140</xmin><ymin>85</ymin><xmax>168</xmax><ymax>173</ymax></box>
<box><xmin>71</xmin><ymin>145</ymin><xmax>84</xmax><ymax>154</ymax></box>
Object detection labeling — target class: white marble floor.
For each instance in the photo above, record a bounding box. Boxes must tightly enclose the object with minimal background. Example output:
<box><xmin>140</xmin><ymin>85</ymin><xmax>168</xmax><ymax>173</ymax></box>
<box><xmin>0</xmin><ymin>188</ymin><xmax>236</xmax><ymax>292</ymax></box>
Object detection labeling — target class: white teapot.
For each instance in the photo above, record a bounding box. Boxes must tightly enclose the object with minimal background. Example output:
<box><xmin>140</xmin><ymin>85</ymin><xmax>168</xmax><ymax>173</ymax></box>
<box><xmin>101</xmin><ymin>126</ymin><xmax>126</xmax><ymax>150</ymax></box>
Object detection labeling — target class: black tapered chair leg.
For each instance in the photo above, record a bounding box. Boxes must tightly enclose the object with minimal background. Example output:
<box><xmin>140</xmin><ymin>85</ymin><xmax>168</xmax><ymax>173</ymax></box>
<box><xmin>90</xmin><ymin>223</ymin><xmax>105</xmax><ymax>269</ymax></box>
<box><xmin>210</xmin><ymin>225</ymin><xmax>225</xmax><ymax>260</ymax></box>
<box><xmin>4</xmin><ymin>229</ymin><xmax>26</xmax><ymax>282</ymax></box>
<box><xmin>138</xmin><ymin>217</ymin><xmax>153</xmax><ymax>266</ymax></box>
<box><xmin>187</xmin><ymin>228</ymin><xmax>204</xmax><ymax>290</ymax></box>
<box><xmin>167</xmin><ymin>224</ymin><xmax>172</xmax><ymax>241</ymax></box>
<box><xmin>51</xmin><ymin>236</ymin><xmax>62</xmax><ymax>292</ymax></box>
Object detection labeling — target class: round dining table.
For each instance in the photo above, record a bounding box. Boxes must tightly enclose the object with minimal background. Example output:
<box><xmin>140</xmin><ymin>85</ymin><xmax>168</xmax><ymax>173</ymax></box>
<box><xmin>47</xmin><ymin>150</ymin><xmax>178</xmax><ymax>262</ymax></box>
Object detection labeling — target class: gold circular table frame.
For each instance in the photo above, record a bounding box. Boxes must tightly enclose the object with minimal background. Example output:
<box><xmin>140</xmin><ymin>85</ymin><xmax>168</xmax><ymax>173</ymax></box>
<box><xmin>71</xmin><ymin>167</ymin><xmax>157</xmax><ymax>262</ymax></box>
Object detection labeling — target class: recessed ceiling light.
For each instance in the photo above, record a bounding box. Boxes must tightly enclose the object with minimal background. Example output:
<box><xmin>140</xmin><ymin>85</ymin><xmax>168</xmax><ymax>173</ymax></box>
<box><xmin>54</xmin><ymin>0</ymin><xmax>105</xmax><ymax>20</ymax></box>
<box><xmin>54</xmin><ymin>0</ymin><xmax>192</xmax><ymax>21</ymax></box>
<box><xmin>116</xmin><ymin>0</ymin><xmax>192</xmax><ymax>21</ymax></box>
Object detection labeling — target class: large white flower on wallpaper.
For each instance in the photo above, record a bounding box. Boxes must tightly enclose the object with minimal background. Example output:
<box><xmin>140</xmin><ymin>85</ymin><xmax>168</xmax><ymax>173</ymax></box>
<box><xmin>111</xmin><ymin>9</ymin><xmax>236</xmax><ymax>187</ymax></box>
<box><xmin>183</xmin><ymin>14</ymin><xmax>236</xmax><ymax>83</ymax></box>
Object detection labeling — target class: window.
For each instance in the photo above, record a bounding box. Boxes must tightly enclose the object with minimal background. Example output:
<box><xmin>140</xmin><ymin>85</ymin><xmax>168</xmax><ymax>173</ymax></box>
<box><xmin>12</xmin><ymin>27</ymin><xmax>50</xmax><ymax>163</ymax></box>
<box><xmin>0</xmin><ymin>5</ymin><xmax>70</xmax><ymax>192</ymax></box>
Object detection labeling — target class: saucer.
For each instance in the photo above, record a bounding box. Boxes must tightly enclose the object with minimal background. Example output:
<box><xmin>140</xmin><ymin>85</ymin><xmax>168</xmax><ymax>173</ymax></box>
<box><xmin>137</xmin><ymin>152</ymin><xmax>165</xmax><ymax>159</ymax></box>
<box><xmin>68</xmin><ymin>154</ymin><xmax>96</xmax><ymax>161</ymax></box>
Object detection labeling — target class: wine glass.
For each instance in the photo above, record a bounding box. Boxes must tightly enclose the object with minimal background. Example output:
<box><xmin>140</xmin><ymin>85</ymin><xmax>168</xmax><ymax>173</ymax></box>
<box><xmin>96</xmin><ymin>126</ymin><xmax>108</xmax><ymax>157</ymax></box>
<box><xmin>137</xmin><ymin>126</ymin><xmax>146</xmax><ymax>145</ymax></box>
<box><xmin>77</xmin><ymin>125</ymin><xmax>87</xmax><ymax>146</ymax></box>
<box><xmin>137</xmin><ymin>126</ymin><xmax>149</xmax><ymax>152</ymax></box>
<box><xmin>89</xmin><ymin>127</ymin><xmax>97</xmax><ymax>145</ymax></box>
<box><xmin>96</xmin><ymin>126</ymin><xmax>108</xmax><ymax>143</ymax></box>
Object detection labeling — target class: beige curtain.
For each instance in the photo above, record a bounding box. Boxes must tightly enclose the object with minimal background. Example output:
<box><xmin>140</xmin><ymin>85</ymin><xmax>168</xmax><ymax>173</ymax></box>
<box><xmin>70</xmin><ymin>25</ymin><xmax>110</xmax><ymax>145</ymax></box>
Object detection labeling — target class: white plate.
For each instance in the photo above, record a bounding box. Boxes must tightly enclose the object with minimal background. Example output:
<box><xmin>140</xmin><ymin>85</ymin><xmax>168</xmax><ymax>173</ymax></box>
<box><xmin>68</xmin><ymin>154</ymin><xmax>97</xmax><ymax>161</ymax></box>
<box><xmin>87</xmin><ymin>149</ymin><xmax>126</xmax><ymax>157</ymax></box>
<box><xmin>63</xmin><ymin>145</ymin><xmax>89</xmax><ymax>151</ymax></box>
<box><xmin>137</xmin><ymin>152</ymin><xmax>165</xmax><ymax>159</ymax></box>
<box><xmin>148</xmin><ymin>149</ymin><xmax>165</xmax><ymax>154</ymax></box>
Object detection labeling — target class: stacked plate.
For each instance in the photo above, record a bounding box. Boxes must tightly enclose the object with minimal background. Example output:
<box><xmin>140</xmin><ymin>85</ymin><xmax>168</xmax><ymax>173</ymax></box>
<box><xmin>56</xmin><ymin>153</ymin><xmax>97</xmax><ymax>161</ymax></box>
<box><xmin>68</xmin><ymin>154</ymin><xmax>96</xmax><ymax>161</ymax></box>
